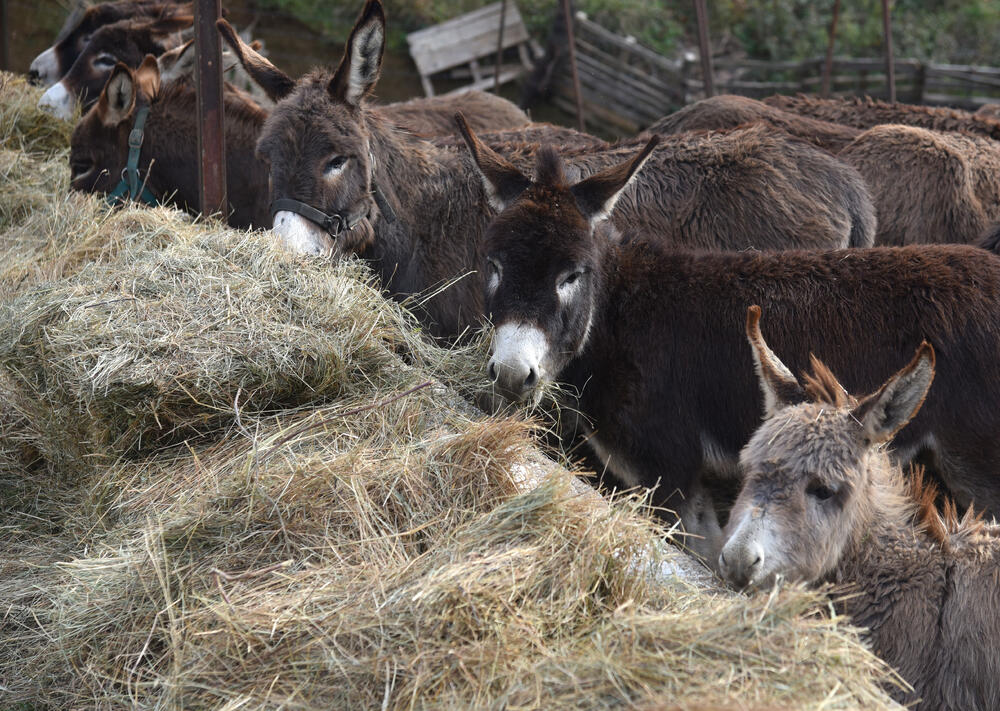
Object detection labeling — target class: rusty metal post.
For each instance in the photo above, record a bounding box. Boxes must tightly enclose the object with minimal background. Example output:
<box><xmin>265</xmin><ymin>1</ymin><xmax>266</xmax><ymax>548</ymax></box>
<box><xmin>561</xmin><ymin>0</ymin><xmax>584</xmax><ymax>131</ymax></box>
<box><xmin>821</xmin><ymin>0</ymin><xmax>841</xmax><ymax>98</ymax></box>
<box><xmin>493</xmin><ymin>0</ymin><xmax>506</xmax><ymax>93</ymax></box>
<box><xmin>881</xmin><ymin>0</ymin><xmax>895</xmax><ymax>102</ymax></box>
<box><xmin>693</xmin><ymin>0</ymin><xmax>714</xmax><ymax>98</ymax></box>
<box><xmin>194</xmin><ymin>0</ymin><xmax>227</xmax><ymax>217</ymax></box>
<box><xmin>1</xmin><ymin>0</ymin><xmax>9</xmax><ymax>72</ymax></box>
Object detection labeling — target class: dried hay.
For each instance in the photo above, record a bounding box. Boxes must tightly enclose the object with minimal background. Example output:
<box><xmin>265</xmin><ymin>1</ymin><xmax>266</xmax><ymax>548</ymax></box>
<box><xmin>0</xmin><ymin>74</ymin><xmax>905</xmax><ymax>710</ymax></box>
<box><xmin>0</xmin><ymin>72</ymin><xmax>74</xmax><ymax>156</ymax></box>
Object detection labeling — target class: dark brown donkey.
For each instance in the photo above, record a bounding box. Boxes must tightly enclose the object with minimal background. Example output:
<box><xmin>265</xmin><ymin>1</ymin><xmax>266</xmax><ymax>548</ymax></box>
<box><xmin>459</xmin><ymin>129</ymin><xmax>1000</xmax><ymax>555</ymax></box>
<box><xmin>217</xmin><ymin>0</ymin><xmax>874</xmax><ymax>339</ymax></box>
<box><xmin>39</xmin><ymin>10</ymin><xmax>193</xmax><ymax>121</ymax></box>
<box><xmin>721</xmin><ymin>307</ymin><xmax>1000</xmax><ymax>711</ymax></box>
<box><xmin>28</xmin><ymin>0</ymin><xmax>187</xmax><ymax>87</ymax></box>
<box><xmin>70</xmin><ymin>58</ymin><xmax>270</xmax><ymax>228</ymax></box>
<box><xmin>763</xmin><ymin>93</ymin><xmax>1000</xmax><ymax>142</ymax></box>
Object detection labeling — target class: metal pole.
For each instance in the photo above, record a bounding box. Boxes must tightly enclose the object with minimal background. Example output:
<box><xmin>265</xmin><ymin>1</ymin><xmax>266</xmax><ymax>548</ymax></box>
<box><xmin>561</xmin><ymin>0</ymin><xmax>584</xmax><ymax>131</ymax></box>
<box><xmin>1</xmin><ymin>0</ymin><xmax>9</xmax><ymax>72</ymax></box>
<box><xmin>493</xmin><ymin>0</ymin><xmax>506</xmax><ymax>93</ymax></box>
<box><xmin>881</xmin><ymin>0</ymin><xmax>895</xmax><ymax>102</ymax></box>
<box><xmin>194</xmin><ymin>0</ymin><xmax>227</xmax><ymax>217</ymax></box>
<box><xmin>693</xmin><ymin>0</ymin><xmax>714</xmax><ymax>98</ymax></box>
<box><xmin>821</xmin><ymin>0</ymin><xmax>841</xmax><ymax>98</ymax></box>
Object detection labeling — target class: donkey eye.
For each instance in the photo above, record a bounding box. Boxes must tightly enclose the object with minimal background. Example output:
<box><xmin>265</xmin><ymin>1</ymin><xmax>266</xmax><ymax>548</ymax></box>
<box><xmin>93</xmin><ymin>53</ymin><xmax>116</xmax><ymax>69</ymax></box>
<box><xmin>559</xmin><ymin>268</ymin><xmax>587</xmax><ymax>288</ymax></box>
<box><xmin>806</xmin><ymin>481</ymin><xmax>837</xmax><ymax>501</ymax></box>
<box><xmin>324</xmin><ymin>156</ymin><xmax>347</xmax><ymax>174</ymax></box>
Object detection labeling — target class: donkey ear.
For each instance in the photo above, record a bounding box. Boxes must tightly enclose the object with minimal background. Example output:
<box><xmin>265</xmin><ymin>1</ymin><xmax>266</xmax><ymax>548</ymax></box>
<box><xmin>455</xmin><ymin>112</ymin><xmax>530</xmax><ymax>211</ymax></box>
<box><xmin>97</xmin><ymin>62</ymin><xmax>137</xmax><ymax>126</ymax></box>
<box><xmin>852</xmin><ymin>341</ymin><xmax>935</xmax><ymax>445</ymax></box>
<box><xmin>745</xmin><ymin>305</ymin><xmax>805</xmax><ymax>417</ymax></box>
<box><xmin>157</xmin><ymin>38</ymin><xmax>195</xmax><ymax>82</ymax></box>
<box><xmin>329</xmin><ymin>0</ymin><xmax>385</xmax><ymax>107</ymax></box>
<box><xmin>217</xmin><ymin>18</ymin><xmax>295</xmax><ymax>102</ymax></box>
<box><xmin>134</xmin><ymin>54</ymin><xmax>161</xmax><ymax>99</ymax></box>
<box><xmin>569</xmin><ymin>135</ymin><xmax>659</xmax><ymax>226</ymax></box>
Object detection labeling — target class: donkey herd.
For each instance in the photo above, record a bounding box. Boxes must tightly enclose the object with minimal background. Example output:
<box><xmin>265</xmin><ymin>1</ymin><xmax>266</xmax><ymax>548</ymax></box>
<box><xmin>26</xmin><ymin>0</ymin><xmax>1000</xmax><ymax>706</ymax></box>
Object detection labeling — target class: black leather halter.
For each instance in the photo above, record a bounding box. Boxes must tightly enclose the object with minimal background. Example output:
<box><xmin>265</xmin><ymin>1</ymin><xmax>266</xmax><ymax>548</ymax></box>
<box><xmin>269</xmin><ymin>182</ymin><xmax>397</xmax><ymax>240</ymax></box>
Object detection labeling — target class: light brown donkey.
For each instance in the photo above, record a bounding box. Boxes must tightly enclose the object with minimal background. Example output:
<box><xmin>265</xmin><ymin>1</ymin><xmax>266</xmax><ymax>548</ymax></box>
<box><xmin>720</xmin><ymin>305</ymin><xmax>1000</xmax><ymax>711</ymax></box>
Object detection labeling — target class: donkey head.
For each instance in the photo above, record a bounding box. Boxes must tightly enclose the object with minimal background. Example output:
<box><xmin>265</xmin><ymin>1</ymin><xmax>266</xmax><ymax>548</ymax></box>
<box><xmin>456</xmin><ymin>115</ymin><xmax>659</xmax><ymax>403</ymax></box>
<box><xmin>218</xmin><ymin>0</ymin><xmax>385</xmax><ymax>256</ymax></box>
<box><xmin>39</xmin><ymin>11</ymin><xmax>191</xmax><ymax>121</ymax></box>
<box><xmin>70</xmin><ymin>56</ymin><xmax>161</xmax><ymax>195</ymax></box>
<box><xmin>29</xmin><ymin>0</ymin><xmax>176</xmax><ymax>87</ymax></box>
<box><xmin>718</xmin><ymin>305</ymin><xmax>935</xmax><ymax>590</ymax></box>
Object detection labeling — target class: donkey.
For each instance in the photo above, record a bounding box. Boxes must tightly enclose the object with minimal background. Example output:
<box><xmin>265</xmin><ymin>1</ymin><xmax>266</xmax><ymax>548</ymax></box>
<box><xmin>647</xmin><ymin>94</ymin><xmax>861</xmax><ymax>154</ymax></box>
<box><xmin>839</xmin><ymin>124</ymin><xmax>1000</xmax><ymax>249</ymax></box>
<box><xmin>216</xmin><ymin>0</ymin><xmax>874</xmax><ymax>338</ymax></box>
<box><xmin>763</xmin><ymin>93</ymin><xmax>1000</xmax><ymax>142</ymax></box>
<box><xmin>459</xmin><ymin>129</ymin><xmax>1000</xmax><ymax>548</ymax></box>
<box><xmin>70</xmin><ymin>57</ymin><xmax>271</xmax><ymax>228</ymax></box>
<box><xmin>976</xmin><ymin>103</ymin><xmax>1000</xmax><ymax>119</ymax></box>
<box><xmin>39</xmin><ymin>11</ymin><xmax>193</xmax><ymax>120</ymax></box>
<box><xmin>720</xmin><ymin>306</ymin><xmax>1000</xmax><ymax>711</ymax></box>
<box><xmin>28</xmin><ymin>0</ymin><xmax>187</xmax><ymax>88</ymax></box>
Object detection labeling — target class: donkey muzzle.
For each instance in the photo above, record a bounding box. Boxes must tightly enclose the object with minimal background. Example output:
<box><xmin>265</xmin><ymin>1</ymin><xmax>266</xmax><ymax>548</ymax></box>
<box><xmin>489</xmin><ymin>322</ymin><xmax>548</xmax><ymax>402</ymax></box>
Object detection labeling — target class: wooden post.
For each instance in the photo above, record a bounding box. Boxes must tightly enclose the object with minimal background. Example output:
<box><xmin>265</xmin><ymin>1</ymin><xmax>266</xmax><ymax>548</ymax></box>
<box><xmin>561</xmin><ymin>0</ymin><xmax>585</xmax><ymax>131</ymax></box>
<box><xmin>194</xmin><ymin>0</ymin><xmax>227</xmax><ymax>217</ymax></box>
<box><xmin>881</xmin><ymin>0</ymin><xmax>895</xmax><ymax>102</ymax></box>
<box><xmin>821</xmin><ymin>0</ymin><xmax>841</xmax><ymax>98</ymax></box>
<box><xmin>693</xmin><ymin>0</ymin><xmax>714</xmax><ymax>98</ymax></box>
<box><xmin>493</xmin><ymin>0</ymin><xmax>506</xmax><ymax>93</ymax></box>
<box><xmin>1</xmin><ymin>0</ymin><xmax>9</xmax><ymax>72</ymax></box>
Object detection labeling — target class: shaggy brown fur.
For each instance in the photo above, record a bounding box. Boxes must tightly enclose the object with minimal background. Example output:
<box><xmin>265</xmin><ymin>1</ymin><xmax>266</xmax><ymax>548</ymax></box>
<box><xmin>219</xmin><ymin>1</ymin><xmax>875</xmax><ymax>338</ymax></box>
<box><xmin>376</xmin><ymin>91</ymin><xmax>529</xmax><ymax>137</ymax></box>
<box><xmin>975</xmin><ymin>103</ymin><xmax>1000</xmax><ymax>119</ymax></box>
<box><xmin>723</xmin><ymin>320</ymin><xmax>1000</xmax><ymax>710</ymax></box>
<box><xmin>763</xmin><ymin>93</ymin><xmax>1000</xmax><ymax>141</ymax></box>
<box><xmin>646</xmin><ymin>94</ymin><xmax>861</xmax><ymax>153</ymax></box>
<box><xmin>839</xmin><ymin>124</ymin><xmax>1000</xmax><ymax>248</ymax></box>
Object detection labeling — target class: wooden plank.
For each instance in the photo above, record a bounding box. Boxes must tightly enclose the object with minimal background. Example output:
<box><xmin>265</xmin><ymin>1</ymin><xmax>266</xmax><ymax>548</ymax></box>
<box><xmin>407</xmin><ymin>1</ymin><xmax>522</xmax><ymax>42</ymax></box>
<box><xmin>573</xmin><ymin>49</ymin><xmax>684</xmax><ymax>105</ymax></box>
<box><xmin>575</xmin><ymin>37</ymin><xmax>682</xmax><ymax>86</ymax></box>
<box><xmin>0</xmin><ymin>0</ymin><xmax>8</xmax><ymax>71</ymax></box>
<box><xmin>407</xmin><ymin>2</ymin><xmax>530</xmax><ymax>76</ymax></box>
<box><xmin>574</xmin><ymin>13</ymin><xmax>682</xmax><ymax>74</ymax></box>
<box><xmin>446</xmin><ymin>67</ymin><xmax>524</xmax><ymax>95</ymax></box>
<box><xmin>194</xmin><ymin>0</ymin><xmax>226</xmax><ymax>217</ymax></box>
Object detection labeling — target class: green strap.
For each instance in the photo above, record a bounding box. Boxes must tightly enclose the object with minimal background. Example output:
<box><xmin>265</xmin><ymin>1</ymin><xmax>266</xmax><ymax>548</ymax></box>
<box><xmin>105</xmin><ymin>104</ymin><xmax>158</xmax><ymax>208</ymax></box>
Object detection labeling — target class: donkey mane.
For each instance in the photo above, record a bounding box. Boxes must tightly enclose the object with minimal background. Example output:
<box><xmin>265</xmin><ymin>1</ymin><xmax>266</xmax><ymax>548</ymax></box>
<box><xmin>903</xmin><ymin>467</ymin><xmax>988</xmax><ymax>548</ymax></box>
<box><xmin>800</xmin><ymin>354</ymin><xmax>851</xmax><ymax>408</ymax></box>
<box><xmin>533</xmin><ymin>145</ymin><xmax>567</xmax><ymax>186</ymax></box>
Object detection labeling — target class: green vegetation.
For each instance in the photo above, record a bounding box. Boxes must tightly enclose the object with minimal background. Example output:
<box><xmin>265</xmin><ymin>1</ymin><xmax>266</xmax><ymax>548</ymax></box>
<box><xmin>253</xmin><ymin>0</ymin><xmax>1000</xmax><ymax>65</ymax></box>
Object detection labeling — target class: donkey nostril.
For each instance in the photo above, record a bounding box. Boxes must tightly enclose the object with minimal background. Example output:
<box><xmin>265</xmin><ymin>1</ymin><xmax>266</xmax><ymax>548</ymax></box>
<box><xmin>488</xmin><ymin>361</ymin><xmax>498</xmax><ymax>382</ymax></box>
<box><xmin>523</xmin><ymin>367</ymin><xmax>537</xmax><ymax>389</ymax></box>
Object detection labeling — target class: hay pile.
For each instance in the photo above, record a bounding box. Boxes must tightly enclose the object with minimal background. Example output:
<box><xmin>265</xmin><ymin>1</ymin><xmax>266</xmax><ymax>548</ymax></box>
<box><xmin>0</xmin><ymin>72</ymin><xmax>904</xmax><ymax>709</ymax></box>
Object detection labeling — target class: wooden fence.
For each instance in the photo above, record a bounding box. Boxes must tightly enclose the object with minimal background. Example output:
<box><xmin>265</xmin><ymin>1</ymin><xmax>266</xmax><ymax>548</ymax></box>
<box><xmin>552</xmin><ymin>13</ymin><xmax>1000</xmax><ymax>136</ymax></box>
